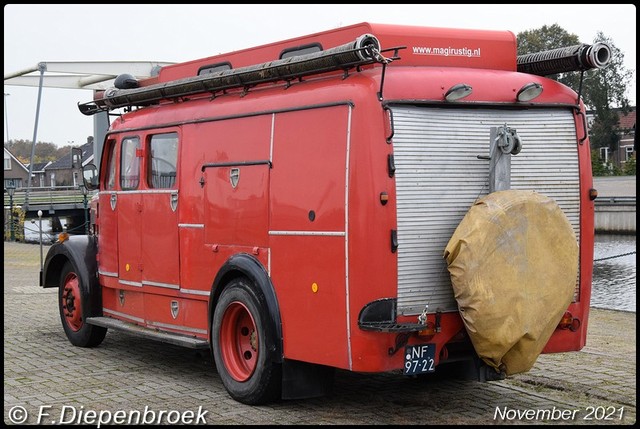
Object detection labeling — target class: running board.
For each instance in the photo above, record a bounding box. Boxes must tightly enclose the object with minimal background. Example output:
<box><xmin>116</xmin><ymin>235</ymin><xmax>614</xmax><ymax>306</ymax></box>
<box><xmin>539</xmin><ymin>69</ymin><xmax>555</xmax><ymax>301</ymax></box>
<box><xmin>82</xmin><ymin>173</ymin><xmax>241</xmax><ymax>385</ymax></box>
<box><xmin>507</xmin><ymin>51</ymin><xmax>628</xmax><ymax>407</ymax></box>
<box><xmin>86</xmin><ymin>316</ymin><xmax>209</xmax><ymax>349</ymax></box>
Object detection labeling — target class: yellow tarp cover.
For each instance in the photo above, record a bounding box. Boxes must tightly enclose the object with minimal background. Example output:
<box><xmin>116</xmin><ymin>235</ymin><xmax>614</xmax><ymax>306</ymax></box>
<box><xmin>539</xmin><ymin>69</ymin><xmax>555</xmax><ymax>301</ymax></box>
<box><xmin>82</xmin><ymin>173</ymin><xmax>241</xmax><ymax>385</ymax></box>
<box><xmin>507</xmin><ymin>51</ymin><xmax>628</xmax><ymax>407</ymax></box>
<box><xmin>443</xmin><ymin>190</ymin><xmax>578</xmax><ymax>375</ymax></box>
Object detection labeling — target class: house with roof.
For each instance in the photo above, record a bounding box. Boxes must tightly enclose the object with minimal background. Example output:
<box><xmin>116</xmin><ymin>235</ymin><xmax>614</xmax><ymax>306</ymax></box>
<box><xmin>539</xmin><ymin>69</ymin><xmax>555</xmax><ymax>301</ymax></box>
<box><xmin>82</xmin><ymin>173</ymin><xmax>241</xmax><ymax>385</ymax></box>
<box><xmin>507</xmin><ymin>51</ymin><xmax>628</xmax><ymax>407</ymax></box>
<box><xmin>25</xmin><ymin>161</ymin><xmax>53</xmax><ymax>188</ymax></box>
<box><xmin>44</xmin><ymin>140</ymin><xmax>94</xmax><ymax>187</ymax></box>
<box><xmin>588</xmin><ymin>106</ymin><xmax>636</xmax><ymax>169</ymax></box>
<box><xmin>4</xmin><ymin>146</ymin><xmax>30</xmax><ymax>189</ymax></box>
<box><xmin>616</xmin><ymin>107</ymin><xmax>636</xmax><ymax>165</ymax></box>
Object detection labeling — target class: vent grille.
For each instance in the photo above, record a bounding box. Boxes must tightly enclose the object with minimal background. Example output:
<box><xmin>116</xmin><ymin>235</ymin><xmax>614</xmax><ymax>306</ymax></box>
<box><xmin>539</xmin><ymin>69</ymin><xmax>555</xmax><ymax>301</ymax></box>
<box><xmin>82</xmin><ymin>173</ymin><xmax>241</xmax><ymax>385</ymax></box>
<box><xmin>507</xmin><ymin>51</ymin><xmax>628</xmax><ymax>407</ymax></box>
<box><xmin>392</xmin><ymin>107</ymin><xmax>580</xmax><ymax>315</ymax></box>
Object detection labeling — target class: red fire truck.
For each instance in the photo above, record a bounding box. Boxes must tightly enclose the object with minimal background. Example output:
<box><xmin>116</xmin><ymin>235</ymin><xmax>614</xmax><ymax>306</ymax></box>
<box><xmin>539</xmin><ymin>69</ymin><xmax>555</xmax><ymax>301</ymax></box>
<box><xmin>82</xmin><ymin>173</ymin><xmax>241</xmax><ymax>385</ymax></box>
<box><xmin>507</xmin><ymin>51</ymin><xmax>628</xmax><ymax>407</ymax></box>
<box><xmin>40</xmin><ymin>22</ymin><xmax>609</xmax><ymax>404</ymax></box>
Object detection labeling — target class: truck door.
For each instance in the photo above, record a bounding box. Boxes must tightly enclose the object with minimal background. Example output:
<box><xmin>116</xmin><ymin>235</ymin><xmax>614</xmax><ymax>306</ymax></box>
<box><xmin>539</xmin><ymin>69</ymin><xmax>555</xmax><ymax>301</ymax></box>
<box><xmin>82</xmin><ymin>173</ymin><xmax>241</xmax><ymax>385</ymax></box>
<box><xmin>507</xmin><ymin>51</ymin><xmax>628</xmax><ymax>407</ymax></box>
<box><xmin>269</xmin><ymin>105</ymin><xmax>351</xmax><ymax>368</ymax></box>
<box><xmin>141</xmin><ymin>132</ymin><xmax>180</xmax><ymax>290</ymax></box>
<box><xmin>97</xmin><ymin>138</ymin><xmax>119</xmax><ymax>284</ymax></box>
<box><xmin>117</xmin><ymin>136</ymin><xmax>143</xmax><ymax>288</ymax></box>
<box><xmin>202</xmin><ymin>116</ymin><xmax>271</xmax><ymax>249</ymax></box>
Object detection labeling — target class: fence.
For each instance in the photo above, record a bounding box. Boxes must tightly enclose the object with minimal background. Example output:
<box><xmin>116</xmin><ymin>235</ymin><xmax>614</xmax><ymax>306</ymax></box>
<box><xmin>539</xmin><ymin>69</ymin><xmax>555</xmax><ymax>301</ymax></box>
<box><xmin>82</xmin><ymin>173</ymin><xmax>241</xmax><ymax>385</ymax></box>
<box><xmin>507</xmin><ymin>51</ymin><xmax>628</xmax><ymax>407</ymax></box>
<box><xmin>594</xmin><ymin>196</ymin><xmax>636</xmax><ymax>234</ymax></box>
<box><xmin>4</xmin><ymin>186</ymin><xmax>92</xmax><ymax>241</ymax></box>
<box><xmin>3</xmin><ymin>186</ymin><xmax>87</xmax><ymax>211</ymax></box>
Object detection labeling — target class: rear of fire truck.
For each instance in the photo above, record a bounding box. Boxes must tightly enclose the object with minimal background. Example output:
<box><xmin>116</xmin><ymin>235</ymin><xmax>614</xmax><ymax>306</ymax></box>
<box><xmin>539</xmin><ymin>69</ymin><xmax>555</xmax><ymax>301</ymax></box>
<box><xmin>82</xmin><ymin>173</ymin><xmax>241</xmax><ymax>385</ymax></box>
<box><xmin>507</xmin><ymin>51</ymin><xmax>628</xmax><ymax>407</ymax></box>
<box><xmin>43</xmin><ymin>22</ymin><xmax>609</xmax><ymax>405</ymax></box>
<box><xmin>352</xmin><ymin>23</ymin><xmax>609</xmax><ymax>381</ymax></box>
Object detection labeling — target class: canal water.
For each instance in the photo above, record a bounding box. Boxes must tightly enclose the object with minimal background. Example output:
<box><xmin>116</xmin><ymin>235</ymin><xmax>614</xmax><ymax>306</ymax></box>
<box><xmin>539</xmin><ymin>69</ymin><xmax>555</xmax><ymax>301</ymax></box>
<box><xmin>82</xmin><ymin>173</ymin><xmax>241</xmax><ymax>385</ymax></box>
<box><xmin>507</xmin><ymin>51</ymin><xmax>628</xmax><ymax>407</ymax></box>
<box><xmin>23</xmin><ymin>217</ymin><xmax>62</xmax><ymax>244</ymax></box>
<box><xmin>592</xmin><ymin>234</ymin><xmax>636</xmax><ymax>313</ymax></box>
<box><xmin>22</xmin><ymin>222</ymin><xmax>636</xmax><ymax>313</ymax></box>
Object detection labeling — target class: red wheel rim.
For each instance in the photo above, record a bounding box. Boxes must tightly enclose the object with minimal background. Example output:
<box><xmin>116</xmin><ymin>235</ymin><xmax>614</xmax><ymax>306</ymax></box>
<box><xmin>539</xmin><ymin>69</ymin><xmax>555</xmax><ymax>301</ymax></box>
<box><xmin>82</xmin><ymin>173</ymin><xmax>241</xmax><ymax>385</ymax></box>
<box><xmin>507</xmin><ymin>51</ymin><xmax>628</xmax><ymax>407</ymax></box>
<box><xmin>219</xmin><ymin>301</ymin><xmax>258</xmax><ymax>382</ymax></box>
<box><xmin>61</xmin><ymin>271</ymin><xmax>83</xmax><ymax>332</ymax></box>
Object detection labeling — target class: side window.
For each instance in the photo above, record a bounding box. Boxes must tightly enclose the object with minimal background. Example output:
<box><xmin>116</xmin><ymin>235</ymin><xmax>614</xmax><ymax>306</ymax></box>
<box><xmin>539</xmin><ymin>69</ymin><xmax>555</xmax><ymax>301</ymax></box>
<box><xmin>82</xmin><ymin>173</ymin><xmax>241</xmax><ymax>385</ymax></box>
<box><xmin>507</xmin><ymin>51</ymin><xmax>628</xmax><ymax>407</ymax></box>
<box><xmin>279</xmin><ymin>43</ymin><xmax>322</xmax><ymax>59</ymax></box>
<box><xmin>599</xmin><ymin>147</ymin><xmax>609</xmax><ymax>163</ymax></box>
<box><xmin>197</xmin><ymin>62</ymin><xmax>232</xmax><ymax>76</ymax></box>
<box><xmin>105</xmin><ymin>139</ymin><xmax>118</xmax><ymax>190</ymax></box>
<box><xmin>148</xmin><ymin>132</ymin><xmax>178</xmax><ymax>189</ymax></box>
<box><xmin>625</xmin><ymin>146</ymin><xmax>634</xmax><ymax>161</ymax></box>
<box><xmin>120</xmin><ymin>137</ymin><xmax>141</xmax><ymax>190</ymax></box>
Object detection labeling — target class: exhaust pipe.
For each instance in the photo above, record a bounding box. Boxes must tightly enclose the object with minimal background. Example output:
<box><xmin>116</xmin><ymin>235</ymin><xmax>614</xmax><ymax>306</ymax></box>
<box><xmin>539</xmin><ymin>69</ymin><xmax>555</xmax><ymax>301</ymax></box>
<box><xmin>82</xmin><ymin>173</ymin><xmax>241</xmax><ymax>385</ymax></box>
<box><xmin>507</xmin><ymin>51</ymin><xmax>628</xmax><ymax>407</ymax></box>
<box><xmin>517</xmin><ymin>42</ymin><xmax>611</xmax><ymax>76</ymax></box>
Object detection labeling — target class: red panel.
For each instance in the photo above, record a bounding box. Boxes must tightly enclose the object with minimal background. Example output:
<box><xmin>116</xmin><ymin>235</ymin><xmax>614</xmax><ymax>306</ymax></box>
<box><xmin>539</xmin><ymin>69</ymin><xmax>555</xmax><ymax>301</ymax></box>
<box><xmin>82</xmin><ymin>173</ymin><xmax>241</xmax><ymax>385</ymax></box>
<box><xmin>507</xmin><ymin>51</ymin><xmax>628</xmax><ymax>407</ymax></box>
<box><xmin>270</xmin><ymin>235</ymin><xmax>349</xmax><ymax>368</ymax></box>
<box><xmin>543</xmin><ymin>106</ymin><xmax>595</xmax><ymax>354</ymax></box>
<box><xmin>380</xmin><ymin>67</ymin><xmax>579</xmax><ymax>106</ymax></box>
<box><xmin>141</xmin><ymin>191</ymin><xmax>180</xmax><ymax>286</ymax></box>
<box><xmin>102</xmin><ymin>287</ymin><xmax>145</xmax><ymax>324</ymax></box>
<box><xmin>190</xmin><ymin>116</ymin><xmax>272</xmax><ymax>248</ymax></box>
<box><xmin>195</xmin><ymin>116</ymin><xmax>272</xmax><ymax>161</ymax></box>
<box><xmin>144</xmin><ymin>293</ymin><xmax>185</xmax><ymax>326</ymax></box>
<box><xmin>270</xmin><ymin>107</ymin><xmax>349</xmax><ymax>232</ymax></box>
<box><xmin>267</xmin><ymin>105</ymin><xmax>350</xmax><ymax>368</ymax></box>
<box><xmin>117</xmin><ymin>193</ymin><xmax>142</xmax><ymax>285</ymax></box>
<box><xmin>158</xmin><ymin>23</ymin><xmax>375</xmax><ymax>81</ymax></box>
<box><xmin>97</xmin><ymin>192</ymin><xmax>118</xmax><ymax>278</ymax></box>
<box><xmin>157</xmin><ymin>22</ymin><xmax>516</xmax><ymax>83</ymax></box>
<box><xmin>102</xmin><ymin>287</ymin><xmax>118</xmax><ymax>309</ymax></box>
<box><xmin>142</xmin><ymin>294</ymin><xmax>209</xmax><ymax>339</ymax></box>
<box><xmin>543</xmin><ymin>302</ymin><xmax>588</xmax><ymax>353</ymax></box>
<box><xmin>370</xmin><ymin>23</ymin><xmax>516</xmax><ymax>70</ymax></box>
<box><xmin>181</xmin><ymin>299</ymin><xmax>209</xmax><ymax>338</ymax></box>
<box><xmin>99</xmin><ymin>275</ymin><xmax>120</xmax><ymax>290</ymax></box>
<box><xmin>179</xmin><ymin>227</ymin><xmax>215</xmax><ymax>294</ymax></box>
<box><xmin>97</xmin><ymin>139</ymin><xmax>119</xmax><ymax>283</ymax></box>
<box><xmin>204</xmin><ymin>165</ymin><xmax>270</xmax><ymax>247</ymax></box>
<box><xmin>140</xmin><ymin>128</ymin><xmax>181</xmax><ymax>289</ymax></box>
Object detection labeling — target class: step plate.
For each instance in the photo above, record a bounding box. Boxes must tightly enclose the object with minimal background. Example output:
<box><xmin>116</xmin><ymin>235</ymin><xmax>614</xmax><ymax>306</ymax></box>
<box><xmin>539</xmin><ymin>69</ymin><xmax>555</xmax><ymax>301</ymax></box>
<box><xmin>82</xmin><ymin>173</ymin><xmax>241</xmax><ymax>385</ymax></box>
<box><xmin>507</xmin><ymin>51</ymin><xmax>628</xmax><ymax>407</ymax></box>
<box><xmin>87</xmin><ymin>316</ymin><xmax>209</xmax><ymax>349</ymax></box>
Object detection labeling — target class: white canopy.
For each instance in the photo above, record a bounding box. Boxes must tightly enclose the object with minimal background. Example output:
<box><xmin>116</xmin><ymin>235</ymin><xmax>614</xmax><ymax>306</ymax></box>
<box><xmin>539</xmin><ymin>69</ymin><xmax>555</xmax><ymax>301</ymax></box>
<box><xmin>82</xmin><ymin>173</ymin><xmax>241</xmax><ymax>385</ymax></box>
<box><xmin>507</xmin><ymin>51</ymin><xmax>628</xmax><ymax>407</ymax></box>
<box><xmin>4</xmin><ymin>61</ymin><xmax>174</xmax><ymax>90</ymax></box>
<box><xmin>3</xmin><ymin>61</ymin><xmax>174</xmax><ymax>182</ymax></box>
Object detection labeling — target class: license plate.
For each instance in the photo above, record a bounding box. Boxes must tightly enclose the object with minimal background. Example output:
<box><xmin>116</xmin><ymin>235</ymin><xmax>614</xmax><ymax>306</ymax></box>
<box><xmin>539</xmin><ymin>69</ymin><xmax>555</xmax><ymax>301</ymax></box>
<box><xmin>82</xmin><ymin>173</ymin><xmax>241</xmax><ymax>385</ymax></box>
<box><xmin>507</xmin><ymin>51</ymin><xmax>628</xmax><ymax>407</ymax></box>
<box><xmin>404</xmin><ymin>344</ymin><xmax>436</xmax><ymax>375</ymax></box>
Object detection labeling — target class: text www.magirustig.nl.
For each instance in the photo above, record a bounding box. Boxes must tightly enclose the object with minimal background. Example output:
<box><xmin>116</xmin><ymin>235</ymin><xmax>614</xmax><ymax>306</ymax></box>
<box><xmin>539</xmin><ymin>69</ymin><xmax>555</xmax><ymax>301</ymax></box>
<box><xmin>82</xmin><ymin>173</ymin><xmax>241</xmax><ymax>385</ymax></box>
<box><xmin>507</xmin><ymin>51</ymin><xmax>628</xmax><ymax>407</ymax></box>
<box><xmin>412</xmin><ymin>46</ymin><xmax>481</xmax><ymax>57</ymax></box>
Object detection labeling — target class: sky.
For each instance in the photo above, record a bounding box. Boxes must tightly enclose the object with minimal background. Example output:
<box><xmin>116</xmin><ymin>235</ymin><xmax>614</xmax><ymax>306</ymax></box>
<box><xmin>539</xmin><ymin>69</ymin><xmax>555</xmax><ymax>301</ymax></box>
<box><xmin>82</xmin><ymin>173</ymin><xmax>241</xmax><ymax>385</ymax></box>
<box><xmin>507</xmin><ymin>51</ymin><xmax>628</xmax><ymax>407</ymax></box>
<box><xmin>3</xmin><ymin>4</ymin><xmax>637</xmax><ymax>147</ymax></box>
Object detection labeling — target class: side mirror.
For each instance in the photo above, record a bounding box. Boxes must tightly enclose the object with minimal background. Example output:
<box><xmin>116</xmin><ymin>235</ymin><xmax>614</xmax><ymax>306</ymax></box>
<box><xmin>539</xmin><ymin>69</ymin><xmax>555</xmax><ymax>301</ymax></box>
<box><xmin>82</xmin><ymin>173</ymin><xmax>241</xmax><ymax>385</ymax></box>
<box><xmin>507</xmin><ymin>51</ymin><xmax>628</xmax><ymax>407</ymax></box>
<box><xmin>82</xmin><ymin>164</ymin><xmax>99</xmax><ymax>190</ymax></box>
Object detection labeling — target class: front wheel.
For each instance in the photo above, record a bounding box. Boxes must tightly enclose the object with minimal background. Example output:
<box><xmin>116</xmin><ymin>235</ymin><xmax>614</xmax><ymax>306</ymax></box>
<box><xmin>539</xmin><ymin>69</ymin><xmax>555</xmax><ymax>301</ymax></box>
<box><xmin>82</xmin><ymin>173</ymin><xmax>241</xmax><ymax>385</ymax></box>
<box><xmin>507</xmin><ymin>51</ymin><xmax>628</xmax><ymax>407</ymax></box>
<box><xmin>58</xmin><ymin>261</ymin><xmax>107</xmax><ymax>347</ymax></box>
<box><xmin>212</xmin><ymin>277</ymin><xmax>281</xmax><ymax>405</ymax></box>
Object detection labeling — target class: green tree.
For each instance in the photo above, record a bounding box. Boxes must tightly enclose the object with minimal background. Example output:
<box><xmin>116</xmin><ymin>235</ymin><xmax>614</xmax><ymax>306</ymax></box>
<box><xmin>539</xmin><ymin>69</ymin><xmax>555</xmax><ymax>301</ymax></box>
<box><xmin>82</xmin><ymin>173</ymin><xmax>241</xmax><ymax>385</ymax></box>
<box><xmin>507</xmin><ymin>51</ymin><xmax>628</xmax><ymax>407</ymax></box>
<box><xmin>4</xmin><ymin>140</ymin><xmax>79</xmax><ymax>164</ymax></box>
<box><xmin>517</xmin><ymin>24</ymin><xmax>581</xmax><ymax>90</ymax></box>
<box><xmin>517</xmin><ymin>26</ymin><xmax>632</xmax><ymax>112</ymax></box>
<box><xmin>622</xmin><ymin>155</ymin><xmax>636</xmax><ymax>176</ymax></box>
<box><xmin>583</xmin><ymin>32</ymin><xmax>634</xmax><ymax>170</ymax></box>
<box><xmin>590</xmin><ymin>149</ymin><xmax>610</xmax><ymax>176</ymax></box>
<box><xmin>517</xmin><ymin>25</ymin><xmax>634</xmax><ymax>174</ymax></box>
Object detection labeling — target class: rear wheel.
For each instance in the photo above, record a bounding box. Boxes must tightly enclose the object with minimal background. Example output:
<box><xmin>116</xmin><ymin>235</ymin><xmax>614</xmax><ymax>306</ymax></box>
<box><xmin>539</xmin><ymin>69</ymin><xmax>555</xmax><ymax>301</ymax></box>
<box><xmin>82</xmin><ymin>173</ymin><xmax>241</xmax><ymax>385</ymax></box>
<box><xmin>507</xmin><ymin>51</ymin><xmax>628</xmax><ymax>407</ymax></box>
<box><xmin>59</xmin><ymin>261</ymin><xmax>107</xmax><ymax>347</ymax></box>
<box><xmin>212</xmin><ymin>277</ymin><xmax>281</xmax><ymax>405</ymax></box>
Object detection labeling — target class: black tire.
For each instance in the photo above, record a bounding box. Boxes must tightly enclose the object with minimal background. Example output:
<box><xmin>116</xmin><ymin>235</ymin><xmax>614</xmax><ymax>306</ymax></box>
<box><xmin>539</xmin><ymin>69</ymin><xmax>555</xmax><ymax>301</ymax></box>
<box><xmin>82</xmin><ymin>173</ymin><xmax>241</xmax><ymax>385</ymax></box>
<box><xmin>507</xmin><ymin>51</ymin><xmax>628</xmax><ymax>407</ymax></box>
<box><xmin>58</xmin><ymin>261</ymin><xmax>107</xmax><ymax>347</ymax></box>
<box><xmin>211</xmin><ymin>277</ymin><xmax>281</xmax><ymax>405</ymax></box>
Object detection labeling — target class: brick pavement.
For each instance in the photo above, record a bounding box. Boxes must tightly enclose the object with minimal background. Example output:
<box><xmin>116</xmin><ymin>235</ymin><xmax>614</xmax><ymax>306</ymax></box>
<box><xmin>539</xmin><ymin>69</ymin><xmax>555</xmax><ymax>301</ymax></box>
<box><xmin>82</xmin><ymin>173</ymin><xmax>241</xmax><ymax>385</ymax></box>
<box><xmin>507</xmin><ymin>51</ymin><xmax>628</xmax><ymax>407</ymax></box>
<box><xmin>4</xmin><ymin>241</ymin><xmax>636</xmax><ymax>425</ymax></box>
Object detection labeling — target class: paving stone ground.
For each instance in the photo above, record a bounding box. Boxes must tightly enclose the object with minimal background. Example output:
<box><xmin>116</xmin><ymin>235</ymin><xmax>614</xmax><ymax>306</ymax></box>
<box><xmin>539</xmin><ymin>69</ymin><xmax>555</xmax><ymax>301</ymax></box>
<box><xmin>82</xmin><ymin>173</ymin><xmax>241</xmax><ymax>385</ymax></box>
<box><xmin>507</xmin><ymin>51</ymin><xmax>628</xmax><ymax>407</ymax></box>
<box><xmin>4</xmin><ymin>241</ymin><xmax>636</xmax><ymax>425</ymax></box>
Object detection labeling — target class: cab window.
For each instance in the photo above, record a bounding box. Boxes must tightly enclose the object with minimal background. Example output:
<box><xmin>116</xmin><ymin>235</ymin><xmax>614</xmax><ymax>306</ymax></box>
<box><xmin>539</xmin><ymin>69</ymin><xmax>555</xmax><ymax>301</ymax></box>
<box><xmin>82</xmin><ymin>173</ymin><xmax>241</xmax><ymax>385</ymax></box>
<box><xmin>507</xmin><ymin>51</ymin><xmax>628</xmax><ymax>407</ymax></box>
<box><xmin>120</xmin><ymin>137</ymin><xmax>141</xmax><ymax>190</ymax></box>
<box><xmin>148</xmin><ymin>132</ymin><xmax>178</xmax><ymax>189</ymax></box>
<box><xmin>104</xmin><ymin>139</ymin><xmax>118</xmax><ymax>190</ymax></box>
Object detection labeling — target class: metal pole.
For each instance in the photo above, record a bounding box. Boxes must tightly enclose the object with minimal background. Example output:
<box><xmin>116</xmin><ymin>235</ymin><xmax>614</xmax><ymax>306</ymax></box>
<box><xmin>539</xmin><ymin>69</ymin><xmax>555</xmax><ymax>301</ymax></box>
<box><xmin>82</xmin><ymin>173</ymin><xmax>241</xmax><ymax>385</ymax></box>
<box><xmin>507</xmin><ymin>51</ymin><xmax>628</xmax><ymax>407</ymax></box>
<box><xmin>9</xmin><ymin>193</ymin><xmax>15</xmax><ymax>241</ymax></box>
<box><xmin>38</xmin><ymin>210</ymin><xmax>43</xmax><ymax>286</ymax></box>
<box><xmin>83</xmin><ymin>188</ymin><xmax>89</xmax><ymax>235</ymax></box>
<box><xmin>3</xmin><ymin>93</ymin><xmax>9</xmax><ymax>143</ymax></box>
<box><xmin>25</xmin><ymin>63</ymin><xmax>47</xmax><ymax>209</ymax></box>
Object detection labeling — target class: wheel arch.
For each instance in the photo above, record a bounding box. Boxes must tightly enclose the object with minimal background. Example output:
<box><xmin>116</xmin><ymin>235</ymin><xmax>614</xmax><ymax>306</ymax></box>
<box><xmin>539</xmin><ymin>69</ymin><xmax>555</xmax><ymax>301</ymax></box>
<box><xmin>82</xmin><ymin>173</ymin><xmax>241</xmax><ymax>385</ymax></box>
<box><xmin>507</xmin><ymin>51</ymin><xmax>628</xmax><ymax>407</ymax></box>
<box><xmin>208</xmin><ymin>253</ymin><xmax>283</xmax><ymax>364</ymax></box>
<box><xmin>42</xmin><ymin>235</ymin><xmax>99</xmax><ymax>292</ymax></box>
